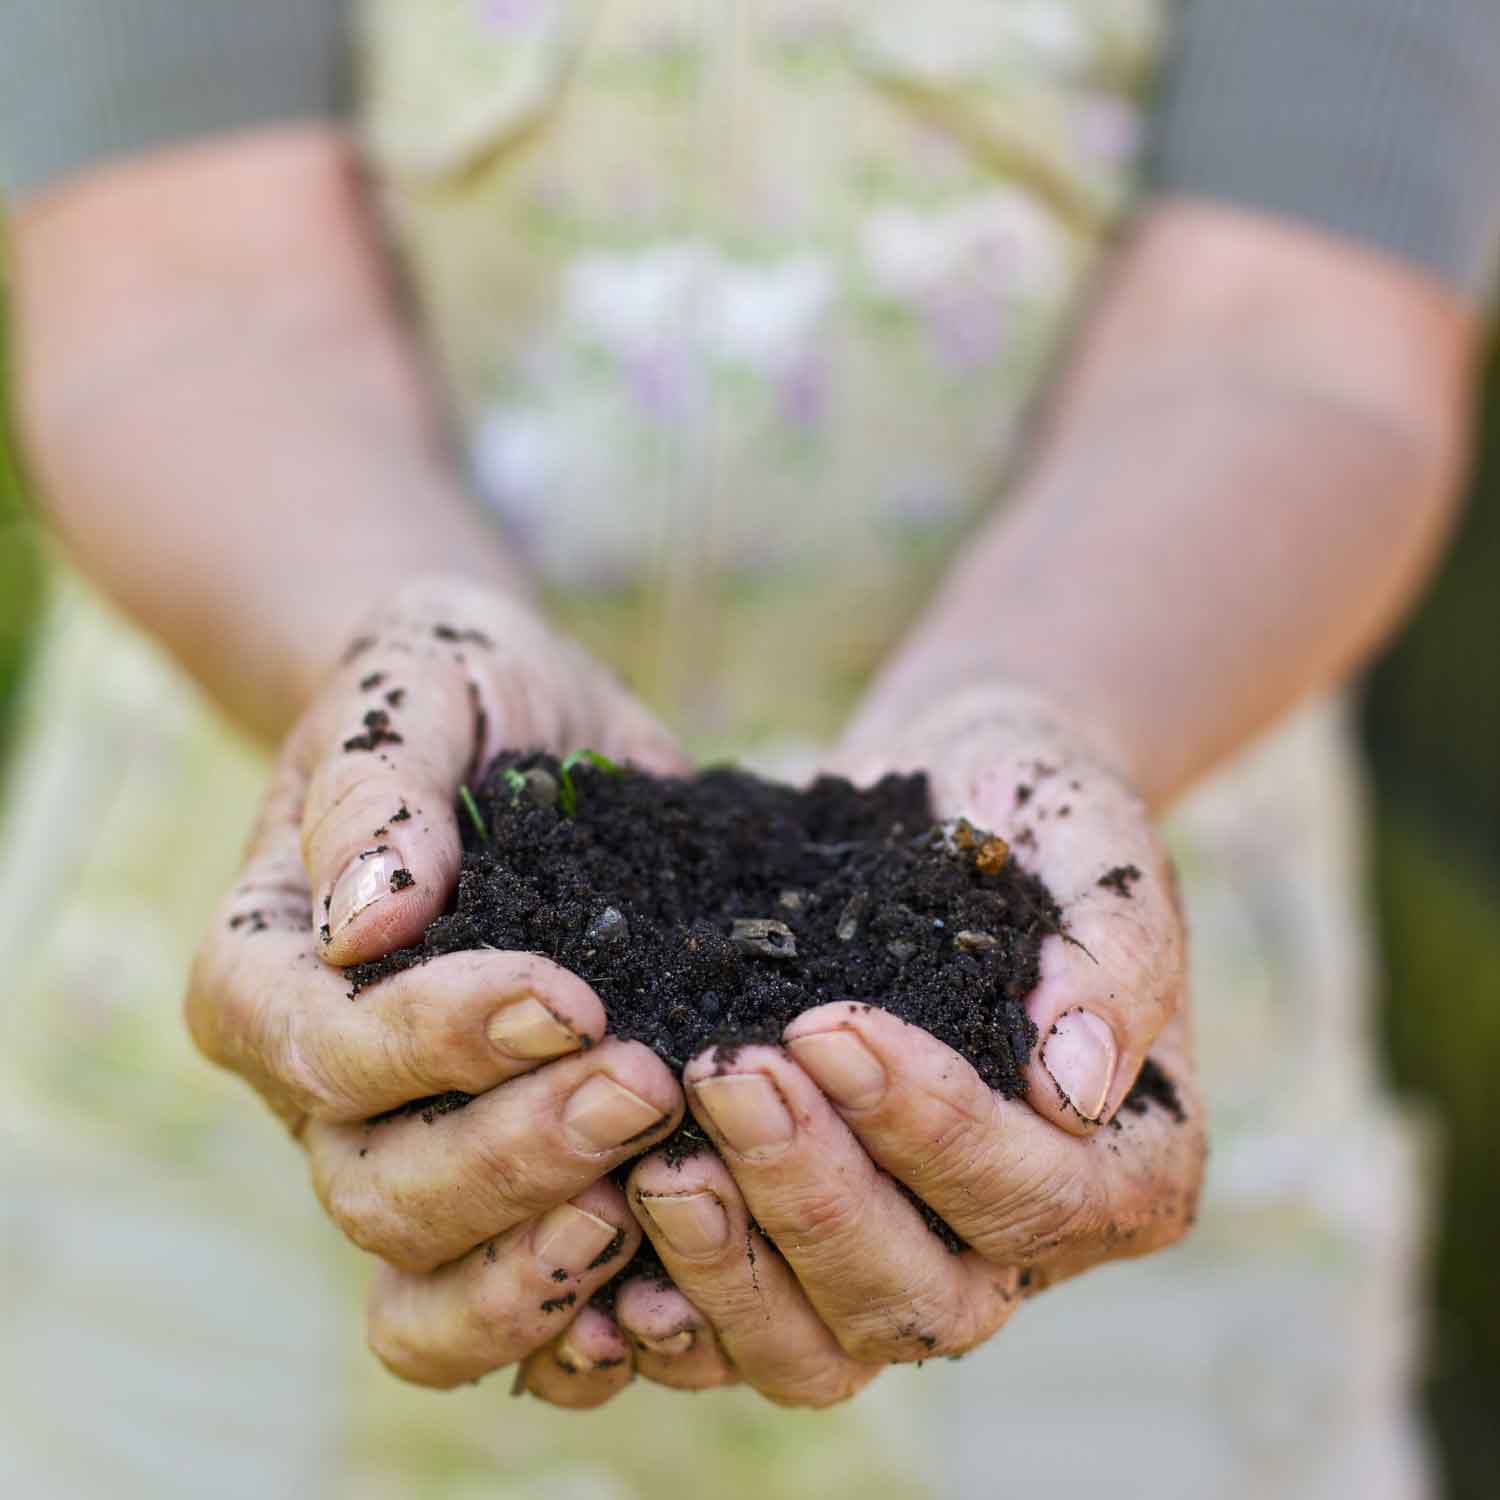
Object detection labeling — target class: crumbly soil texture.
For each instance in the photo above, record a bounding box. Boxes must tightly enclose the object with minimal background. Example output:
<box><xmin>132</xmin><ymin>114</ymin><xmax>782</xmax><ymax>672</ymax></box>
<box><xmin>348</xmin><ymin>752</ymin><xmax>1173</xmax><ymax>1291</ymax></box>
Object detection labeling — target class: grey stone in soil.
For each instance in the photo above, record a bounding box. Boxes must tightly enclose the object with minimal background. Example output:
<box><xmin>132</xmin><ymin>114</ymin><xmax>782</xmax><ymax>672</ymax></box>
<box><xmin>730</xmin><ymin>918</ymin><xmax>798</xmax><ymax>960</ymax></box>
<box><xmin>586</xmin><ymin>906</ymin><xmax>630</xmax><ymax>949</ymax></box>
<box><xmin>835</xmin><ymin>891</ymin><xmax>869</xmax><ymax>943</ymax></box>
<box><xmin>954</xmin><ymin>929</ymin><xmax>998</xmax><ymax>954</ymax></box>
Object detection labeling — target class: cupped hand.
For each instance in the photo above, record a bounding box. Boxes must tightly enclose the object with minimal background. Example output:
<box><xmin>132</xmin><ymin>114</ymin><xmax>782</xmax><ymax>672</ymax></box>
<box><xmin>186</xmin><ymin>576</ymin><xmax>689</xmax><ymax>1401</ymax></box>
<box><xmin>607</xmin><ymin>686</ymin><xmax>1206</xmax><ymax>1406</ymax></box>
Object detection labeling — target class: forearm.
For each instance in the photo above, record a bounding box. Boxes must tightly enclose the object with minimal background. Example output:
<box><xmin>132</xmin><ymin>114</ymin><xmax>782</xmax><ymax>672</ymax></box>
<box><xmin>853</xmin><ymin>203</ymin><xmax>1480</xmax><ymax>810</ymax></box>
<box><xmin>9</xmin><ymin>127</ymin><xmax>525</xmax><ymax>743</ymax></box>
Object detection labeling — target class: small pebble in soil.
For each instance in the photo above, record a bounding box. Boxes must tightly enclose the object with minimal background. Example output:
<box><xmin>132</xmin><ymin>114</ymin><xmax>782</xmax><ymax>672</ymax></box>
<box><xmin>729</xmin><ymin>918</ymin><xmax>798</xmax><ymax>960</ymax></box>
<box><xmin>585</xmin><ymin>906</ymin><xmax>630</xmax><ymax>950</ymax></box>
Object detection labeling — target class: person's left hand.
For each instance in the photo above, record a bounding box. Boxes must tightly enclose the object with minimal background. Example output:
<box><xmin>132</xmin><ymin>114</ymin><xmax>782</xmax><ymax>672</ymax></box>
<box><xmin>528</xmin><ymin>687</ymin><xmax>1206</xmax><ymax>1406</ymax></box>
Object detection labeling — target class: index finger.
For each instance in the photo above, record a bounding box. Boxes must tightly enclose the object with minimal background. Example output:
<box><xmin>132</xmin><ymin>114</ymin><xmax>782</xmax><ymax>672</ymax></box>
<box><xmin>192</xmin><ymin>875</ymin><xmax>608</xmax><ymax>1122</ymax></box>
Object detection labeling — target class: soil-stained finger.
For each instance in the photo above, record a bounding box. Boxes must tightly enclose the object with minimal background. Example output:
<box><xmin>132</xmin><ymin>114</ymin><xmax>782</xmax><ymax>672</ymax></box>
<box><xmin>301</xmin><ymin>649</ymin><xmax>488</xmax><ymax>967</ymax></box>
<box><xmin>522</xmin><ymin>1306</ymin><xmax>636</xmax><ymax>1408</ymax></box>
<box><xmin>613</xmin><ymin>1277</ymin><xmax>738</xmax><ymax>1391</ymax></box>
<box><xmin>306</xmin><ymin>1039</ymin><xmax>682</xmax><ymax>1272</ymax></box>
<box><xmin>783</xmin><ymin>1003</ymin><xmax>1202</xmax><ymax>1271</ymax></box>
<box><xmin>627</xmin><ymin>1151</ymin><xmax>880</xmax><ymax>1410</ymax></box>
<box><xmin>681</xmin><ymin>1044</ymin><xmax>1017</xmax><ymax>1363</ymax></box>
<box><xmin>194</xmin><ymin>903</ymin><xmax>608</xmax><ymax>1122</ymax></box>
<box><xmin>366</xmin><ymin>1182</ymin><xmax>640</xmax><ymax>1390</ymax></box>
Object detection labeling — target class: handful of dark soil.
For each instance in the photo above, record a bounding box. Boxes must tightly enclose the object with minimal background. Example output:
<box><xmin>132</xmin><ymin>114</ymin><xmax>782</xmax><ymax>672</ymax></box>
<box><xmin>349</xmin><ymin>752</ymin><xmax>1063</xmax><ymax>1102</ymax></box>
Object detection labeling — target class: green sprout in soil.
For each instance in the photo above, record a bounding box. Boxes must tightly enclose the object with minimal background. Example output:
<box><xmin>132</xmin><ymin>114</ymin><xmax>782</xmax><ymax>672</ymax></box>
<box><xmin>501</xmin><ymin>767</ymin><xmax>528</xmax><ymax>805</ymax></box>
<box><xmin>558</xmin><ymin>748</ymin><xmax>624</xmax><ymax>818</ymax></box>
<box><xmin>458</xmin><ymin>783</ymin><xmax>490</xmax><ymax>844</ymax></box>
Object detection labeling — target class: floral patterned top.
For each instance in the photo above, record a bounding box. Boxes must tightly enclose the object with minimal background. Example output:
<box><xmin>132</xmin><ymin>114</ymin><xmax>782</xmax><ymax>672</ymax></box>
<box><xmin>362</xmin><ymin>0</ymin><xmax>1161</xmax><ymax>755</ymax></box>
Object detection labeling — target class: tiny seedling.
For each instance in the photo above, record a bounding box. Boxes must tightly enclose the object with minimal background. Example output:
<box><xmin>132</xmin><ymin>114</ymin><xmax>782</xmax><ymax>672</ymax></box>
<box><xmin>501</xmin><ymin>767</ymin><xmax>528</xmax><ymax>805</ymax></box>
<box><xmin>458</xmin><ymin>783</ymin><xmax>491</xmax><ymax>845</ymax></box>
<box><xmin>558</xmin><ymin>748</ymin><xmax>624</xmax><ymax>818</ymax></box>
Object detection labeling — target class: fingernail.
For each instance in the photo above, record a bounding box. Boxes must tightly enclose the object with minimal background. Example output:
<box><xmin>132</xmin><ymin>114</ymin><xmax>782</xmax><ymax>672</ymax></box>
<box><xmin>327</xmin><ymin>848</ymin><xmax>405</xmax><ymax>936</ymax></box>
<box><xmin>691</xmin><ymin>1074</ymin><xmax>795</xmax><ymax>1159</ymax></box>
<box><xmin>563</xmin><ymin>1074</ymin><xmax>666</xmax><ymax>1153</ymax></box>
<box><xmin>1041</xmin><ymin>1008</ymin><xmax>1118</xmax><ymax>1121</ymax></box>
<box><xmin>786</xmin><ymin>1030</ymin><xmax>888</xmax><ymax>1109</ymax></box>
<box><xmin>637</xmin><ymin>1191</ymin><xmax>729</xmax><ymax>1257</ymax></box>
<box><xmin>638</xmin><ymin>1329</ymin><xmax>695</xmax><ymax>1357</ymax></box>
<box><xmin>533</xmin><ymin>1203</ymin><xmax>621</xmax><ymax>1274</ymax></box>
<box><xmin>554</xmin><ymin>1333</ymin><xmax>596</xmax><ymax>1375</ymax></box>
<box><xmin>487</xmin><ymin>996</ymin><xmax>579</xmax><ymax>1060</ymax></box>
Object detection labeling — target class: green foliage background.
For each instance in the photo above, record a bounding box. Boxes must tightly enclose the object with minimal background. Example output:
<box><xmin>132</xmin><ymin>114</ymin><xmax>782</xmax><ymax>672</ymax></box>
<box><xmin>0</xmin><ymin>271</ymin><xmax>46</xmax><ymax>767</ymax></box>
<box><xmin>0</xmin><ymin>271</ymin><xmax>1494</xmax><ymax>1494</ymax></box>
<box><xmin>1364</xmin><ymin>336</ymin><xmax>1500</xmax><ymax>1500</ymax></box>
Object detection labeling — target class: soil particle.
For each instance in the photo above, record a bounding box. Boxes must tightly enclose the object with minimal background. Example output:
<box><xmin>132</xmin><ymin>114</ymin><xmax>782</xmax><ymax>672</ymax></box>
<box><xmin>433</xmin><ymin>624</ymin><xmax>494</xmax><ymax>648</ymax></box>
<box><xmin>585</xmin><ymin>906</ymin><xmax>630</xmax><ymax>951</ymax></box>
<box><xmin>1118</xmin><ymin>1057</ymin><xmax>1185</xmax><ymax>1122</ymax></box>
<box><xmin>1098</xmin><ymin>864</ymin><xmax>1143</xmax><ymax>899</ymax></box>
<box><xmin>386</xmin><ymin>688</ymin><xmax>407</xmax><ymax>709</ymax></box>
<box><xmin>586</xmin><ymin>1228</ymin><xmax>628</xmax><ymax>1270</ymax></box>
<box><xmin>390</xmin><ymin>805</ymin><xmax>412</xmax><ymax>823</ymax></box>
<box><xmin>389</xmin><ymin>869</ymin><xmax>415</xmax><ymax>892</ymax></box>
<box><xmin>343</xmin><ymin>709</ymin><xmax>404</xmax><ymax>753</ymax></box>
<box><xmin>541</xmin><ymin>1292</ymin><xmax>577</xmax><ymax>1313</ymax></box>
<box><xmin>359</xmin><ymin>671</ymin><xmax>386</xmax><ymax>692</ymax></box>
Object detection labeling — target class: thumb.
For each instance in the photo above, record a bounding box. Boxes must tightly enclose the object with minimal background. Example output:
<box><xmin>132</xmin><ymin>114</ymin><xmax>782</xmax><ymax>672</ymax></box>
<box><xmin>300</xmin><ymin>639</ymin><xmax>483</xmax><ymax>967</ymax></box>
<box><xmin>1014</xmin><ymin>799</ymin><xmax>1184</xmax><ymax>1137</ymax></box>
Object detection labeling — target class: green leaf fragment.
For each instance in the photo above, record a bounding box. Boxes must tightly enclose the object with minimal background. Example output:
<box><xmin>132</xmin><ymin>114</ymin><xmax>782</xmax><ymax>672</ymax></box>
<box><xmin>458</xmin><ymin>783</ymin><xmax>490</xmax><ymax>844</ymax></box>
<box><xmin>557</xmin><ymin>748</ymin><xmax>625</xmax><ymax>818</ymax></box>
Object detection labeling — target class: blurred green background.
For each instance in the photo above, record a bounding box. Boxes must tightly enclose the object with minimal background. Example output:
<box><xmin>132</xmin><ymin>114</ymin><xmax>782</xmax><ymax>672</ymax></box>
<box><xmin>1</xmin><ymin>285</ymin><xmax>1496</xmax><ymax>1495</ymax></box>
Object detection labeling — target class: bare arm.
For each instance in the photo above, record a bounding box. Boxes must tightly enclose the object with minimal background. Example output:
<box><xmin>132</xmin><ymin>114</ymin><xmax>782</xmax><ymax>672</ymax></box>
<box><xmin>9</xmin><ymin>125</ymin><xmax>525</xmax><ymax>743</ymax></box>
<box><xmin>851</xmin><ymin>202</ymin><xmax>1482</xmax><ymax>809</ymax></box>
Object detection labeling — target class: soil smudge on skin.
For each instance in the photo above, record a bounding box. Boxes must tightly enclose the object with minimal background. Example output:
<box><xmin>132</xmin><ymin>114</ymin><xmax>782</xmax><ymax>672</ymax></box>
<box><xmin>1097</xmin><ymin>864</ymin><xmax>1142</xmax><ymax>899</ymax></box>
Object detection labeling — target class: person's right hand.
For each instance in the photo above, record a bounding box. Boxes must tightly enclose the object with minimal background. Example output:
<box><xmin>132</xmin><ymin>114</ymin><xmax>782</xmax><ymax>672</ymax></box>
<box><xmin>185</xmin><ymin>576</ymin><xmax>687</xmax><ymax>1403</ymax></box>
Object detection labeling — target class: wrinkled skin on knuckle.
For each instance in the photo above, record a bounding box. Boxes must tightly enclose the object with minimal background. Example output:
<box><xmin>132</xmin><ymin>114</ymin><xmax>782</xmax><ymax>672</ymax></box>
<box><xmin>915</xmin><ymin>1087</ymin><xmax>1002</xmax><ymax>1200</ymax></box>
<box><xmin>758</xmin><ymin>1181</ymin><xmax>867</xmax><ymax>1264</ymax></box>
<box><xmin>968</xmin><ymin>1159</ymin><xmax>1095</xmax><ymax>1266</ymax></box>
<box><xmin>466</xmin><ymin>1132</ymin><xmax>549</xmax><ymax>1229</ymax></box>
<box><xmin>385</xmin><ymin>988</ymin><xmax>492</xmax><ymax>1099</ymax></box>
<box><xmin>276</xmin><ymin>1007</ymin><xmax>367</xmax><ymax>1121</ymax></box>
<box><xmin>833</xmin><ymin>1294</ymin><xmax>948</xmax><ymax>1365</ymax></box>
<box><xmin>321</xmin><ymin>1158</ymin><xmax>435</xmax><ymax>1271</ymax></box>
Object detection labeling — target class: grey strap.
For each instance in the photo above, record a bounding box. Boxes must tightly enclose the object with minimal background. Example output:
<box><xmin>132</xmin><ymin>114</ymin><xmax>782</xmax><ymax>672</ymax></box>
<box><xmin>3</xmin><ymin>0</ymin><xmax>1498</xmax><ymax>300</ymax></box>
<box><xmin>0</xmin><ymin>0</ymin><xmax>347</xmax><ymax>199</ymax></box>
<box><xmin>1152</xmin><ymin>0</ymin><xmax>1500</xmax><ymax>302</ymax></box>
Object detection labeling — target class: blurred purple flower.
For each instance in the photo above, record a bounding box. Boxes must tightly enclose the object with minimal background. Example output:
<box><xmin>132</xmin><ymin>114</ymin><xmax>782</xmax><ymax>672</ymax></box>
<box><xmin>477</xmin><ymin>0</ymin><xmax>551</xmax><ymax>33</ymax></box>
